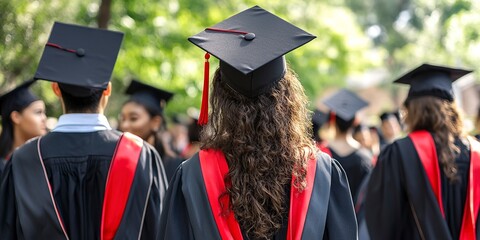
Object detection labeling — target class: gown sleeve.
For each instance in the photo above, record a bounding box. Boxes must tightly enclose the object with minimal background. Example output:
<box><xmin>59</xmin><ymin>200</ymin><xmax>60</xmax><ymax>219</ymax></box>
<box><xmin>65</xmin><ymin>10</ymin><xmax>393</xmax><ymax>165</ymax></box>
<box><xmin>0</xmin><ymin>161</ymin><xmax>19</xmax><ymax>239</ymax></box>
<box><xmin>140</xmin><ymin>145</ymin><xmax>169</xmax><ymax>239</ymax></box>
<box><xmin>365</xmin><ymin>142</ymin><xmax>406</xmax><ymax>240</ymax></box>
<box><xmin>324</xmin><ymin>159</ymin><xmax>358</xmax><ymax>240</ymax></box>
<box><xmin>157</xmin><ymin>164</ymin><xmax>195</xmax><ymax>240</ymax></box>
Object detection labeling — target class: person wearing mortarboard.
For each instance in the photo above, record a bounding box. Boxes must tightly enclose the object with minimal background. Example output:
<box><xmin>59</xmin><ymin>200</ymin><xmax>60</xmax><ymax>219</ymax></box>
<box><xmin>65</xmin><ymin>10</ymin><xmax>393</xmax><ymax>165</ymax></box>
<box><xmin>120</xmin><ymin>79</ymin><xmax>182</xmax><ymax>181</ymax></box>
<box><xmin>378</xmin><ymin>110</ymin><xmax>402</xmax><ymax>148</ymax></box>
<box><xmin>322</xmin><ymin>88</ymin><xmax>373</xmax><ymax>205</ymax></box>
<box><xmin>0</xmin><ymin>80</ymin><xmax>47</xmax><ymax>176</ymax></box>
<box><xmin>0</xmin><ymin>22</ymin><xmax>168</xmax><ymax>239</ymax></box>
<box><xmin>312</xmin><ymin>109</ymin><xmax>331</xmax><ymax>152</ymax></box>
<box><xmin>158</xmin><ymin>6</ymin><xmax>357</xmax><ymax>240</ymax></box>
<box><xmin>365</xmin><ymin>63</ymin><xmax>480</xmax><ymax>240</ymax></box>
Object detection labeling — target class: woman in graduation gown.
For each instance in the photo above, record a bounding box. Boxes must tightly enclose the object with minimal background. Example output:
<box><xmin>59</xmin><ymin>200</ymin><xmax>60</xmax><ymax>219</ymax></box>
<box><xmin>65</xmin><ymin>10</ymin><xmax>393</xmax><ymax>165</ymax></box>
<box><xmin>159</xmin><ymin>6</ymin><xmax>357</xmax><ymax>240</ymax></box>
<box><xmin>365</xmin><ymin>63</ymin><xmax>479</xmax><ymax>240</ymax></box>
<box><xmin>120</xmin><ymin>79</ymin><xmax>183</xmax><ymax>181</ymax></box>
<box><xmin>322</xmin><ymin>89</ymin><xmax>373</xmax><ymax>204</ymax></box>
<box><xmin>0</xmin><ymin>80</ymin><xmax>47</xmax><ymax>175</ymax></box>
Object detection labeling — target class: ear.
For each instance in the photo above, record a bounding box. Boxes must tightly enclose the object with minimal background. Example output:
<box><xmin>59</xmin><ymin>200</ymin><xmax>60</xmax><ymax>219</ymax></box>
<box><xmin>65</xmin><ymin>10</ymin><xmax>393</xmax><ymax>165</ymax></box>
<box><xmin>103</xmin><ymin>82</ymin><xmax>112</xmax><ymax>97</ymax></box>
<box><xmin>52</xmin><ymin>82</ymin><xmax>62</xmax><ymax>97</ymax></box>
<box><xmin>10</xmin><ymin>111</ymin><xmax>22</xmax><ymax>125</ymax></box>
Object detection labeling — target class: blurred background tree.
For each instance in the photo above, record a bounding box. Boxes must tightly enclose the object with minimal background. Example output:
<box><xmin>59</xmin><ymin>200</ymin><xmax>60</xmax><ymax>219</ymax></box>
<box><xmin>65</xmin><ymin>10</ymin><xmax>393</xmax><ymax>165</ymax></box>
<box><xmin>0</xmin><ymin>0</ymin><xmax>478</xmax><ymax>121</ymax></box>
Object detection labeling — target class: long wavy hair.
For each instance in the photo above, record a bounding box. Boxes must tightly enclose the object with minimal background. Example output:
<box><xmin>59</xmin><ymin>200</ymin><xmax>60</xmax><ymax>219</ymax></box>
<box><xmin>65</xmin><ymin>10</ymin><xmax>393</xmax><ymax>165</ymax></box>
<box><xmin>404</xmin><ymin>96</ymin><xmax>464</xmax><ymax>182</ymax></box>
<box><xmin>201</xmin><ymin>67</ymin><xmax>315</xmax><ymax>239</ymax></box>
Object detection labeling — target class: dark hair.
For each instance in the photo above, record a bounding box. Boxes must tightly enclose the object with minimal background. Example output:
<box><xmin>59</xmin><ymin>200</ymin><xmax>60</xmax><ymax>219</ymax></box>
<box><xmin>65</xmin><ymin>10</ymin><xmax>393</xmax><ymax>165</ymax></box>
<box><xmin>334</xmin><ymin>114</ymin><xmax>356</xmax><ymax>133</ymax></box>
<box><xmin>201</xmin><ymin>67</ymin><xmax>315</xmax><ymax>239</ymax></box>
<box><xmin>0</xmin><ymin>116</ymin><xmax>14</xmax><ymax>159</ymax></box>
<box><xmin>0</xmin><ymin>104</ymin><xmax>31</xmax><ymax>159</ymax></box>
<box><xmin>188</xmin><ymin>120</ymin><xmax>201</xmax><ymax>143</ymax></box>
<box><xmin>404</xmin><ymin>96</ymin><xmax>463</xmax><ymax>182</ymax></box>
<box><xmin>312</xmin><ymin>121</ymin><xmax>321</xmax><ymax>142</ymax></box>
<box><xmin>59</xmin><ymin>84</ymin><xmax>103</xmax><ymax>113</ymax></box>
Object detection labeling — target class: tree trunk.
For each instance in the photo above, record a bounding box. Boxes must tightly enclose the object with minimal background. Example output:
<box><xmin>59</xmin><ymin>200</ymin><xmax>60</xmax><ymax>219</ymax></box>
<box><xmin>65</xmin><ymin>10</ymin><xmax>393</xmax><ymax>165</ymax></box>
<box><xmin>97</xmin><ymin>0</ymin><xmax>112</xmax><ymax>29</ymax></box>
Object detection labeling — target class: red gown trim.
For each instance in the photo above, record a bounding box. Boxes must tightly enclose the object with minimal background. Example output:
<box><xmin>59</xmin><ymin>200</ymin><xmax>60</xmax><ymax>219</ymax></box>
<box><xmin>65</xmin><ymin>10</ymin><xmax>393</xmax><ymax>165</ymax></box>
<box><xmin>199</xmin><ymin>149</ymin><xmax>316</xmax><ymax>240</ymax></box>
<box><xmin>316</xmin><ymin>141</ymin><xmax>332</xmax><ymax>157</ymax></box>
<box><xmin>410</xmin><ymin>131</ymin><xmax>480</xmax><ymax>240</ymax></box>
<box><xmin>409</xmin><ymin>130</ymin><xmax>445</xmax><ymax>216</ymax></box>
<box><xmin>101</xmin><ymin>132</ymin><xmax>143</xmax><ymax>240</ymax></box>
<box><xmin>459</xmin><ymin>137</ymin><xmax>480</xmax><ymax>240</ymax></box>
<box><xmin>287</xmin><ymin>157</ymin><xmax>317</xmax><ymax>240</ymax></box>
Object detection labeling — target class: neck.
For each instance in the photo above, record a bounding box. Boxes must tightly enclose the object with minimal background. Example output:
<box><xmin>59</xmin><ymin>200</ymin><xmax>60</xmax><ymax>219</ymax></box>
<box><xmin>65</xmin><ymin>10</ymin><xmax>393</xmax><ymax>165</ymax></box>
<box><xmin>12</xmin><ymin>128</ymin><xmax>30</xmax><ymax>152</ymax></box>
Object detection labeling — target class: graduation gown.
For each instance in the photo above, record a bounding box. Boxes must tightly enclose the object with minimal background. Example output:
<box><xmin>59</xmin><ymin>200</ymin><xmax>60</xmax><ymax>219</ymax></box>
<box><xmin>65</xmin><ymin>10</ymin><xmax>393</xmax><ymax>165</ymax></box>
<box><xmin>365</xmin><ymin>132</ymin><xmax>480</xmax><ymax>240</ymax></box>
<box><xmin>159</xmin><ymin>149</ymin><xmax>357</xmax><ymax>240</ymax></box>
<box><xmin>0</xmin><ymin>130</ymin><xmax>168</xmax><ymax>240</ymax></box>
<box><xmin>328</xmin><ymin>147</ymin><xmax>372</xmax><ymax>204</ymax></box>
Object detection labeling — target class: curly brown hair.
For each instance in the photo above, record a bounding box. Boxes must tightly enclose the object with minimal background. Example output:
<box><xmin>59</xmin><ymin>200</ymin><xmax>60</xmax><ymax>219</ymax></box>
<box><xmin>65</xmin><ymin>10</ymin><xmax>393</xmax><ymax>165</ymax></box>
<box><xmin>201</xmin><ymin>67</ymin><xmax>315</xmax><ymax>239</ymax></box>
<box><xmin>404</xmin><ymin>96</ymin><xmax>464</xmax><ymax>182</ymax></box>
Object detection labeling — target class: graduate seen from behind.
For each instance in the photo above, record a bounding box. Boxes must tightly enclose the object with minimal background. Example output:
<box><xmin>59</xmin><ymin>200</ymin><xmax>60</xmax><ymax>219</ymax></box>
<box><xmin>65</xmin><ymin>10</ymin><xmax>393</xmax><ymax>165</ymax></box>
<box><xmin>365</xmin><ymin>63</ymin><xmax>479</xmax><ymax>240</ymax></box>
<box><xmin>0</xmin><ymin>80</ymin><xmax>47</xmax><ymax>175</ymax></box>
<box><xmin>0</xmin><ymin>22</ymin><xmax>167</xmax><ymax>239</ymax></box>
<box><xmin>322</xmin><ymin>89</ymin><xmax>373</xmax><ymax>205</ymax></box>
<box><xmin>159</xmin><ymin>6</ymin><xmax>357</xmax><ymax>240</ymax></box>
<box><xmin>120</xmin><ymin>79</ymin><xmax>182</xmax><ymax>181</ymax></box>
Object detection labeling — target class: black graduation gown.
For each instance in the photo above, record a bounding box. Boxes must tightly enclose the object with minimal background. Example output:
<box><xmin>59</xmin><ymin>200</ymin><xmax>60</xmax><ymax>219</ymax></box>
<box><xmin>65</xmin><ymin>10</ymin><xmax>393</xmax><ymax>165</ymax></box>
<box><xmin>0</xmin><ymin>157</ymin><xmax>6</xmax><ymax>178</ymax></box>
<box><xmin>0</xmin><ymin>130</ymin><xmax>168</xmax><ymax>240</ymax></box>
<box><xmin>329</xmin><ymin>147</ymin><xmax>372</xmax><ymax>204</ymax></box>
<box><xmin>158</xmin><ymin>151</ymin><xmax>358</xmax><ymax>240</ymax></box>
<box><xmin>365</xmin><ymin>136</ymin><xmax>480</xmax><ymax>240</ymax></box>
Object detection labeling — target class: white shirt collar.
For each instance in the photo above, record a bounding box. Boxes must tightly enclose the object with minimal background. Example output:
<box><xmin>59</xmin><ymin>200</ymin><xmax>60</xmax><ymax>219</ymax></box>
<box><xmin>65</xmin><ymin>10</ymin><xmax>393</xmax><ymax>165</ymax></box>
<box><xmin>52</xmin><ymin>113</ymin><xmax>112</xmax><ymax>133</ymax></box>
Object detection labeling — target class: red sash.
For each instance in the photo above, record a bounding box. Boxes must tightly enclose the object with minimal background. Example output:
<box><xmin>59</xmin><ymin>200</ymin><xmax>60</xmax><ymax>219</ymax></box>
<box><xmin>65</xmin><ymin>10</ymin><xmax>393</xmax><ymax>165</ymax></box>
<box><xmin>199</xmin><ymin>149</ymin><xmax>316</xmax><ymax>240</ymax></box>
<box><xmin>316</xmin><ymin>141</ymin><xmax>332</xmax><ymax>157</ymax></box>
<box><xmin>101</xmin><ymin>132</ymin><xmax>143</xmax><ymax>240</ymax></box>
<box><xmin>410</xmin><ymin>131</ymin><xmax>480</xmax><ymax>240</ymax></box>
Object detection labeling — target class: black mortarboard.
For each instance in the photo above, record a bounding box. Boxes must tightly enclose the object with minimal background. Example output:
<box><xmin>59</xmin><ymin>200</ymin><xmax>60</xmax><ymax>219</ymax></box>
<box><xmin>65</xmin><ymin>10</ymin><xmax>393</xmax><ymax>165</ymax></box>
<box><xmin>125</xmin><ymin>79</ymin><xmax>174</xmax><ymax>115</ymax></box>
<box><xmin>34</xmin><ymin>22</ymin><xmax>124</xmax><ymax>97</ymax></box>
<box><xmin>323</xmin><ymin>89</ymin><xmax>369</xmax><ymax>121</ymax></box>
<box><xmin>0</xmin><ymin>79</ymin><xmax>39</xmax><ymax>118</ymax></box>
<box><xmin>188</xmin><ymin>5</ymin><xmax>315</xmax><ymax>125</ymax></box>
<box><xmin>394</xmin><ymin>63</ymin><xmax>473</xmax><ymax>102</ymax></box>
<box><xmin>379</xmin><ymin>111</ymin><xmax>395</xmax><ymax>122</ymax></box>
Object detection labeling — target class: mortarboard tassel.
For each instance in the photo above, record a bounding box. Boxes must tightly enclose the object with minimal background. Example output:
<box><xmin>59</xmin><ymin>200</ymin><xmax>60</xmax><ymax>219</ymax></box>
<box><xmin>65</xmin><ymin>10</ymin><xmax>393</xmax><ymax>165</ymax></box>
<box><xmin>198</xmin><ymin>52</ymin><xmax>210</xmax><ymax>126</ymax></box>
<box><xmin>329</xmin><ymin>112</ymin><xmax>336</xmax><ymax>125</ymax></box>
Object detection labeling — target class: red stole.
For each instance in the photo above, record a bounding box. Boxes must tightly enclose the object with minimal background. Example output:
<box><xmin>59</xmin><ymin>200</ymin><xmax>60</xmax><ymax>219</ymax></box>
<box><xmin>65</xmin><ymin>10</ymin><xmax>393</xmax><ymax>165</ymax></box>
<box><xmin>101</xmin><ymin>132</ymin><xmax>143</xmax><ymax>240</ymax></box>
<box><xmin>316</xmin><ymin>141</ymin><xmax>332</xmax><ymax>157</ymax></box>
<box><xmin>409</xmin><ymin>130</ymin><xmax>480</xmax><ymax>240</ymax></box>
<box><xmin>199</xmin><ymin>149</ymin><xmax>317</xmax><ymax>240</ymax></box>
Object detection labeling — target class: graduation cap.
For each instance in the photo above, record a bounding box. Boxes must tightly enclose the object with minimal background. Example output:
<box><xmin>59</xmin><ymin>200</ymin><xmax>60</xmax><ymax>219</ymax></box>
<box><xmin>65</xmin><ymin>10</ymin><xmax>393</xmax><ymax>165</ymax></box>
<box><xmin>34</xmin><ymin>22</ymin><xmax>124</xmax><ymax>97</ymax></box>
<box><xmin>188</xmin><ymin>5</ymin><xmax>316</xmax><ymax>125</ymax></box>
<box><xmin>394</xmin><ymin>63</ymin><xmax>473</xmax><ymax>102</ymax></box>
<box><xmin>125</xmin><ymin>79</ymin><xmax>174</xmax><ymax>115</ymax></box>
<box><xmin>323</xmin><ymin>89</ymin><xmax>369</xmax><ymax>121</ymax></box>
<box><xmin>379</xmin><ymin>111</ymin><xmax>395</xmax><ymax>122</ymax></box>
<box><xmin>0</xmin><ymin>79</ymin><xmax>39</xmax><ymax>118</ymax></box>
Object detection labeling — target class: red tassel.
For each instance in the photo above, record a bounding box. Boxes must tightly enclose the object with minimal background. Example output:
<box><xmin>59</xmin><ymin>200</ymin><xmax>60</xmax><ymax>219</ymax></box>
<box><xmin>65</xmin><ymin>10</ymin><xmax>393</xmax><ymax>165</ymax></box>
<box><xmin>198</xmin><ymin>53</ymin><xmax>210</xmax><ymax>126</ymax></box>
<box><xmin>329</xmin><ymin>112</ymin><xmax>336</xmax><ymax>125</ymax></box>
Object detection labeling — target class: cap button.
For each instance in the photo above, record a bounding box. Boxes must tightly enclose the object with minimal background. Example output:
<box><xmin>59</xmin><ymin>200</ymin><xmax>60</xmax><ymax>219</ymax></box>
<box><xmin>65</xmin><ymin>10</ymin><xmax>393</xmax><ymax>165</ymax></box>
<box><xmin>244</xmin><ymin>33</ymin><xmax>255</xmax><ymax>41</ymax></box>
<box><xmin>76</xmin><ymin>48</ymin><xmax>85</xmax><ymax>57</ymax></box>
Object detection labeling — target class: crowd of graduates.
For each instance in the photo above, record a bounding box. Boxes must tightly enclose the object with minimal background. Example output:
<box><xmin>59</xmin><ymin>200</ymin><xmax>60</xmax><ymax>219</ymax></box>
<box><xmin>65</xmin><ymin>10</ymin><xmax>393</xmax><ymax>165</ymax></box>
<box><xmin>0</xmin><ymin>5</ymin><xmax>479</xmax><ymax>240</ymax></box>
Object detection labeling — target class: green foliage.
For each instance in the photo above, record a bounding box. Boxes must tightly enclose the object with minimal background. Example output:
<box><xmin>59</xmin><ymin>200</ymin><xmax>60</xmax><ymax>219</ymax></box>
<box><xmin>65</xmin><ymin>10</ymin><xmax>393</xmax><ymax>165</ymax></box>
<box><xmin>1</xmin><ymin>0</ymin><xmax>379</xmax><ymax>118</ymax></box>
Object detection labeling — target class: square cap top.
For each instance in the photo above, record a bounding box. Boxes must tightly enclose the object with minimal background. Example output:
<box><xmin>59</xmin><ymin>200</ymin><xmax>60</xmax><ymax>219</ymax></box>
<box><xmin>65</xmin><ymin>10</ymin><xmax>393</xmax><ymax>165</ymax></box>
<box><xmin>394</xmin><ymin>63</ymin><xmax>473</xmax><ymax>102</ymax></box>
<box><xmin>125</xmin><ymin>79</ymin><xmax>174</xmax><ymax>115</ymax></box>
<box><xmin>323</xmin><ymin>89</ymin><xmax>369</xmax><ymax>121</ymax></box>
<box><xmin>0</xmin><ymin>79</ymin><xmax>39</xmax><ymax>117</ymax></box>
<box><xmin>188</xmin><ymin>5</ymin><xmax>316</xmax><ymax>98</ymax></box>
<box><xmin>34</xmin><ymin>22</ymin><xmax>124</xmax><ymax>92</ymax></box>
